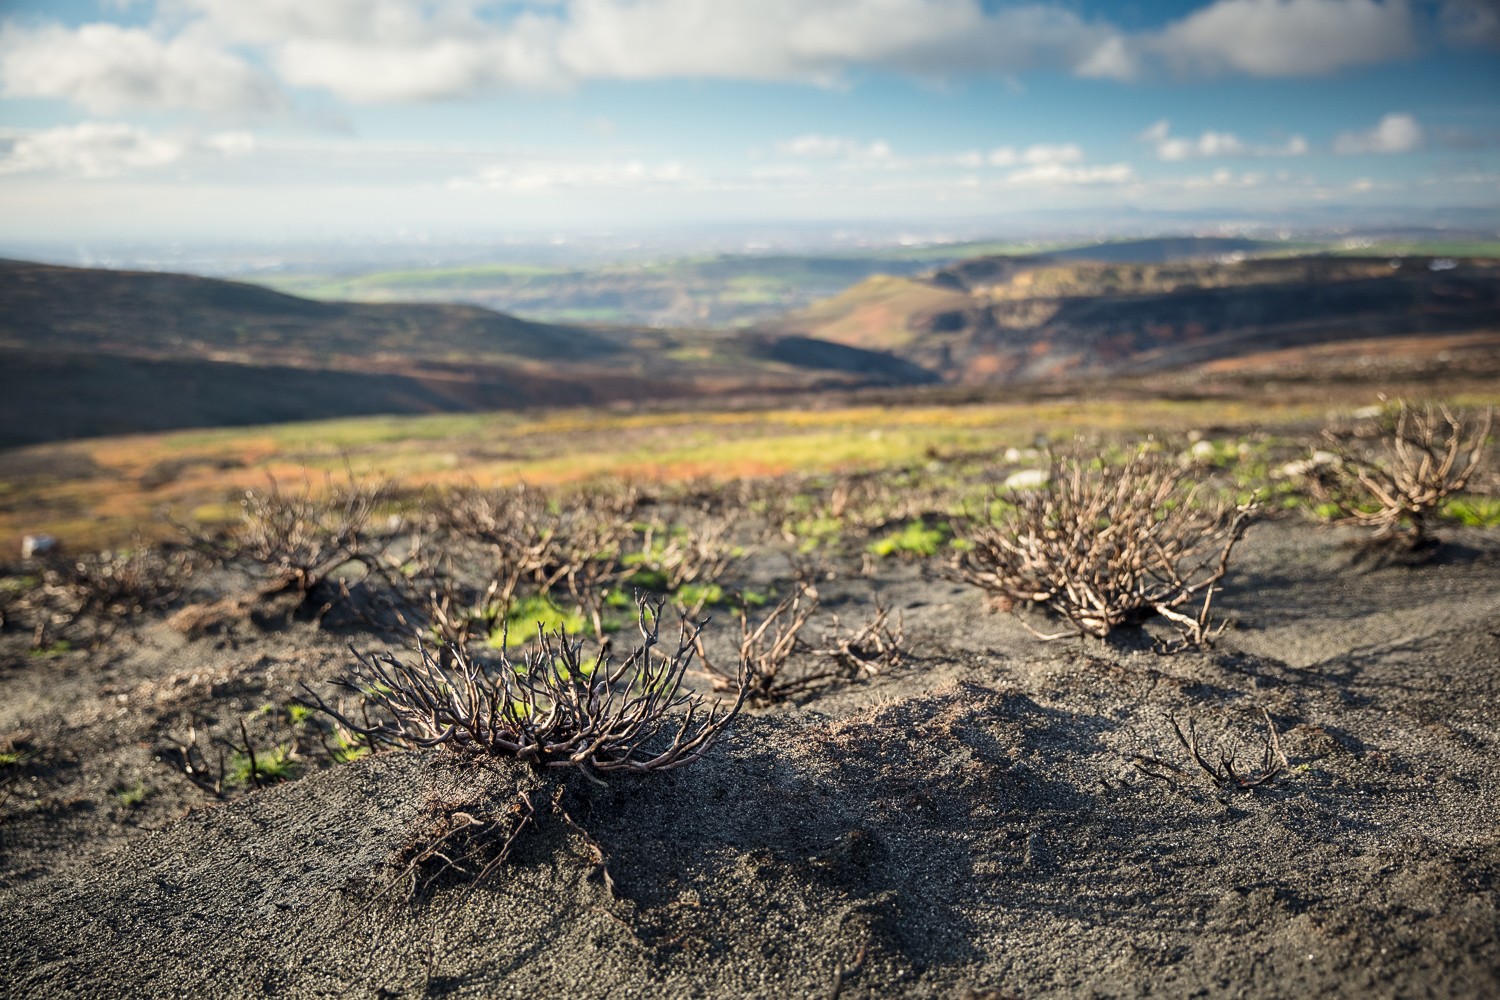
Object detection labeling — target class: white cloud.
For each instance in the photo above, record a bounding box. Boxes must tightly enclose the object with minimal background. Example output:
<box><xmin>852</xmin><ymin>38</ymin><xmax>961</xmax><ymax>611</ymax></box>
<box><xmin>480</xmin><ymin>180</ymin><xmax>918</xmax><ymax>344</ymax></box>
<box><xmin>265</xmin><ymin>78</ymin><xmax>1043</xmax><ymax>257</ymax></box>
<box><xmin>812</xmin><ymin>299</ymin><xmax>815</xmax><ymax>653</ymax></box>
<box><xmin>451</xmin><ymin>159</ymin><xmax>698</xmax><ymax>192</ymax></box>
<box><xmin>924</xmin><ymin>150</ymin><xmax>985</xmax><ymax>169</ymax></box>
<box><xmin>0</xmin><ymin>22</ymin><xmax>284</xmax><ymax>114</ymax></box>
<box><xmin>0</xmin><ymin>123</ymin><xmax>183</xmax><ymax>178</ymax></box>
<box><xmin>776</xmin><ymin>135</ymin><xmax>894</xmax><ymax>162</ymax></box>
<box><xmin>168</xmin><ymin>0</ymin><xmax>450</xmax><ymax>46</ymax></box>
<box><xmin>1333</xmin><ymin>112</ymin><xmax>1425</xmax><ymax>154</ymax></box>
<box><xmin>1004</xmin><ymin>162</ymin><xmax>1134</xmax><ymax>186</ymax></box>
<box><xmin>1074</xmin><ymin>35</ymin><xmax>1137</xmax><ymax>80</ymax></box>
<box><xmin>1140</xmin><ymin>119</ymin><xmax>1308</xmax><ymax>160</ymax></box>
<box><xmin>1177</xmin><ymin>167</ymin><xmax>1274</xmax><ymax>189</ymax></box>
<box><xmin>202</xmin><ymin>130</ymin><xmax>257</xmax><ymax>156</ymax></box>
<box><xmin>0</xmin><ymin>0</ymin><xmax>1445</xmax><ymax>114</ymax></box>
<box><xmin>141</xmin><ymin>1</ymin><xmax>1130</xmax><ymax>102</ymax></box>
<box><xmin>987</xmin><ymin>143</ymin><xmax>1084</xmax><ymax>167</ymax></box>
<box><xmin>1150</xmin><ymin>0</ymin><xmax>1418</xmax><ymax>77</ymax></box>
<box><xmin>0</xmin><ymin>122</ymin><xmax>254</xmax><ymax>178</ymax></box>
<box><xmin>551</xmin><ymin>0</ymin><xmax>1121</xmax><ymax>84</ymax></box>
<box><xmin>274</xmin><ymin>35</ymin><xmax>559</xmax><ymax>101</ymax></box>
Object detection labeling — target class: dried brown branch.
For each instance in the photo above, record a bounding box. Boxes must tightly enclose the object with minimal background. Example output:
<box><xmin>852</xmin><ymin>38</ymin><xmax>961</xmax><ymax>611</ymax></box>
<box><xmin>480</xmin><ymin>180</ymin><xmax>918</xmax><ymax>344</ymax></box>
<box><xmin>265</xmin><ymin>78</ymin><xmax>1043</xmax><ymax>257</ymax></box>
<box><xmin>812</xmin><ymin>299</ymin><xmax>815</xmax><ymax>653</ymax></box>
<box><xmin>700</xmin><ymin>587</ymin><xmax>859</xmax><ymax>703</ymax></box>
<box><xmin>236</xmin><ymin>473</ymin><xmax>393</xmax><ymax>602</ymax></box>
<box><xmin>433</xmin><ymin>486</ymin><xmax>634</xmax><ymax>642</ymax></box>
<box><xmin>1303</xmin><ymin>400</ymin><xmax>1493</xmax><ymax>543</ymax></box>
<box><xmin>158</xmin><ymin>718</ymin><xmax>227</xmax><ymax>798</ymax></box>
<box><xmin>952</xmin><ymin>446</ymin><xmax>1259</xmax><ymax>648</ymax></box>
<box><xmin>13</xmin><ymin>543</ymin><xmax>201</xmax><ymax>648</ymax></box>
<box><xmin>301</xmin><ymin>594</ymin><xmax>747</xmax><ymax>778</ymax></box>
<box><xmin>394</xmin><ymin>789</ymin><xmax>539</xmax><ymax>900</ymax></box>
<box><xmin>630</xmin><ymin>512</ymin><xmax>742</xmax><ymax>594</ymax></box>
<box><xmin>810</xmin><ymin>599</ymin><xmax>905</xmax><ymax>678</ymax></box>
<box><xmin>1153</xmin><ymin>709</ymin><xmax>1289</xmax><ymax>791</ymax></box>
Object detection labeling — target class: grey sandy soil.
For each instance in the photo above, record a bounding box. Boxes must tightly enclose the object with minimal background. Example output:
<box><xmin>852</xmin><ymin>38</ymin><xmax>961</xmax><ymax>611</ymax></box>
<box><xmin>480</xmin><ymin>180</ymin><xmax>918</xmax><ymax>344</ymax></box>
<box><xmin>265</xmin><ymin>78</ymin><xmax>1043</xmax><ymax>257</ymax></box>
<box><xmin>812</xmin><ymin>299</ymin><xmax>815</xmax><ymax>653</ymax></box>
<box><xmin>2</xmin><ymin>520</ymin><xmax>1498</xmax><ymax>997</ymax></box>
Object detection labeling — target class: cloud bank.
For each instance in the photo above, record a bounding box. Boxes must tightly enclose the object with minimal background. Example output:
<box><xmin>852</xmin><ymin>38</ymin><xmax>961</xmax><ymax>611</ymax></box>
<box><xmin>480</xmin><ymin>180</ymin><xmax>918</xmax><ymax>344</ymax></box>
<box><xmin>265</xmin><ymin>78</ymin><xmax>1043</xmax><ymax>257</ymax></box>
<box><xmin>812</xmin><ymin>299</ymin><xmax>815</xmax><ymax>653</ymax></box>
<box><xmin>0</xmin><ymin>121</ymin><xmax>254</xmax><ymax>177</ymax></box>
<box><xmin>1140</xmin><ymin>120</ymin><xmax>1310</xmax><ymax>160</ymax></box>
<box><xmin>0</xmin><ymin>0</ymin><xmax>1438</xmax><ymax>111</ymax></box>
<box><xmin>1333</xmin><ymin>112</ymin><xmax>1426</xmax><ymax>154</ymax></box>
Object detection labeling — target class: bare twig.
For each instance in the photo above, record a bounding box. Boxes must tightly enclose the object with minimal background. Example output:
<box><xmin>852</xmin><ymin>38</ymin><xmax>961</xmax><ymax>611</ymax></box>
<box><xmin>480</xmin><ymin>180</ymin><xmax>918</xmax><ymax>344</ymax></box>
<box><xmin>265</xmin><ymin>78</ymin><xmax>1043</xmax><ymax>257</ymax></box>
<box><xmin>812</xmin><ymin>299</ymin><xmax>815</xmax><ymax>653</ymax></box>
<box><xmin>160</xmin><ymin>718</ymin><xmax>227</xmax><ymax>798</ymax></box>
<box><xmin>301</xmin><ymin>594</ymin><xmax>748</xmax><ymax>777</ymax></box>
<box><xmin>236</xmin><ymin>472</ymin><xmax>394</xmax><ymax>606</ymax></box>
<box><xmin>952</xmin><ymin>445</ymin><xmax>1259</xmax><ymax>648</ymax></box>
<box><xmin>701</xmin><ymin>587</ymin><xmax>863</xmax><ymax>703</ymax></box>
<box><xmin>1160</xmin><ymin>709</ymin><xmax>1290</xmax><ymax>790</ymax></box>
<box><xmin>1303</xmin><ymin>400</ymin><xmax>1493</xmax><ymax>543</ymax></box>
<box><xmin>809</xmin><ymin>599</ymin><xmax>905</xmax><ymax>678</ymax></box>
<box><xmin>394</xmin><ymin>788</ymin><xmax>539</xmax><ymax>901</ymax></box>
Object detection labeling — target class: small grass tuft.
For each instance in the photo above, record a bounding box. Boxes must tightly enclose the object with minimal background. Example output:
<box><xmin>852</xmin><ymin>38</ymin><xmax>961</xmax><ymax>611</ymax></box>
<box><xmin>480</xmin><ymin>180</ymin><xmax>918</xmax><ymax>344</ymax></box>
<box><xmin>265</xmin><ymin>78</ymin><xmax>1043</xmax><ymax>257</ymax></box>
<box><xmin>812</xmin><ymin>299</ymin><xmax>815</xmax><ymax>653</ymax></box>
<box><xmin>0</xmin><ymin>749</ymin><xmax>35</xmax><ymax>768</ymax></box>
<box><xmin>114</xmin><ymin>781</ymin><xmax>150</xmax><ymax>808</ymax></box>
<box><xmin>493</xmin><ymin>594</ymin><xmax>588</xmax><ymax>649</ymax></box>
<box><xmin>1441</xmin><ymin>495</ymin><xmax>1500</xmax><ymax>528</ymax></box>
<box><xmin>867</xmin><ymin>519</ymin><xmax>952</xmax><ymax>559</ymax></box>
<box><xmin>330</xmin><ymin>728</ymin><xmax>371</xmax><ymax>764</ymax></box>
<box><xmin>227</xmin><ymin>745</ymin><xmax>299</xmax><ymax>787</ymax></box>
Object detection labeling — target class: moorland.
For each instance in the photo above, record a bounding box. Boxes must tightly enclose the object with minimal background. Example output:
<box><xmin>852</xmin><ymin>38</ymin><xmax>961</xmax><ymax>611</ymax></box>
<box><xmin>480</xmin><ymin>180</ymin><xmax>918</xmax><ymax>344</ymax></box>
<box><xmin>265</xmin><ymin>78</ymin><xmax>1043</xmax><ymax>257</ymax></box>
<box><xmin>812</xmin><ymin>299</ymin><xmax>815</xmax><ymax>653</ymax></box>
<box><xmin>1</xmin><ymin>236</ymin><xmax>1499</xmax><ymax>997</ymax></box>
<box><xmin>7</xmin><ymin>235</ymin><xmax>1500</xmax><ymax>449</ymax></box>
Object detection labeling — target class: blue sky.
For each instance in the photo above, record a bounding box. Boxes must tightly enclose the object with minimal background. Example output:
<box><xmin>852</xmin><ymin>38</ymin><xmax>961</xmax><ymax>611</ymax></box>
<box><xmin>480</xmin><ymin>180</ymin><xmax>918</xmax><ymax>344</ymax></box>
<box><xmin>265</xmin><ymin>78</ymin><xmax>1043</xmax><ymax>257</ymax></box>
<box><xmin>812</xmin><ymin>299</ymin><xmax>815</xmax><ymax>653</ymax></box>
<box><xmin>0</xmin><ymin>0</ymin><xmax>1497</xmax><ymax>246</ymax></box>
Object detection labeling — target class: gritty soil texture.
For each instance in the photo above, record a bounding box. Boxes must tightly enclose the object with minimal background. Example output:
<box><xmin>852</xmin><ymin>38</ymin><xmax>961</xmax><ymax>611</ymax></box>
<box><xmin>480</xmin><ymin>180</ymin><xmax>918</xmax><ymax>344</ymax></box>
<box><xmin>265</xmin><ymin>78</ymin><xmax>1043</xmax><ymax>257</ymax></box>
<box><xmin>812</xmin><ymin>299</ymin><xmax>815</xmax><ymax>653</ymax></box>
<box><xmin>1</xmin><ymin>516</ymin><xmax>1498</xmax><ymax>999</ymax></box>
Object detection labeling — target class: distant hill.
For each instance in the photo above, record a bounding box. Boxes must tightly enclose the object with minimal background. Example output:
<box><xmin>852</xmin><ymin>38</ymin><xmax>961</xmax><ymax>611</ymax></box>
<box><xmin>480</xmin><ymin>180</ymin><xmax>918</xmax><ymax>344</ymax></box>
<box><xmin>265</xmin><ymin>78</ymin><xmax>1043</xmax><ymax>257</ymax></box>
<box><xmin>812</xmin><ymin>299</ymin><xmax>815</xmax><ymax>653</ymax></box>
<box><xmin>254</xmin><ymin>244</ymin><xmax>1042</xmax><ymax>329</ymax></box>
<box><xmin>1043</xmin><ymin>236</ymin><xmax>1269</xmax><ymax>264</ymax></box>
<box><xmin>0</xmin><ymin>260</ymin><xmax>933</xmax><ymax>448</ymax></box>
<box><xmin>758</xmin><ymin>255</ymin><xmax>1500</xmax><ymax>383</ymax></box>
<box><xmin>0</xmin><ymin>258</ymin><xmax>622</xmax><ymax>365</ymax></box>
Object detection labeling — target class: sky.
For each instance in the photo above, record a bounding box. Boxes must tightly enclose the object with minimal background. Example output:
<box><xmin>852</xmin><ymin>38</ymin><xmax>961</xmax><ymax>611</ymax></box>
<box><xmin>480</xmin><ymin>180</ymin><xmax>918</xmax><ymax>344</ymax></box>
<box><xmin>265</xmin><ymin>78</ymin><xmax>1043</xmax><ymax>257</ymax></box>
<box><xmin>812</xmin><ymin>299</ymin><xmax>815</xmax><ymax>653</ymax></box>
<box><xmin>0</xmin><ymin>0</ymin><xmax>1497</xmax><ymax>250</ymax></box>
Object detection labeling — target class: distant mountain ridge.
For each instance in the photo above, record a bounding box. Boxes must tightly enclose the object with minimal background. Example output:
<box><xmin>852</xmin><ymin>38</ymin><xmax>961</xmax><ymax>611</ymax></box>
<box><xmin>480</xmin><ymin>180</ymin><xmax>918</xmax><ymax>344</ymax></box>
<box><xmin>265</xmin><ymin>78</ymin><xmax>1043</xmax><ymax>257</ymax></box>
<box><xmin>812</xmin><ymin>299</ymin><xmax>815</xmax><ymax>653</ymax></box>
<box><xmin>0</xmin><ymin>260</ymin><xmax>932</xmax><ymax>448</ymax></box>
<box><xmin>0</xmin><ymin>258</ymin><xmax>622</xmax><ymax>365</ymax></box>
<box><xmin>758</xmin><ymin>254</ymin><xmax>1500</xmax><ymax>383</ymax></box>
<box><xmin>6</xmin><ymin>247</ymin><xmax>1498</xmax><ymax>450</ymax></box>
<box><xmin>249</xmin><ymin>235</ymin><xmax>1284</xmax><ymax>329</ymax></box>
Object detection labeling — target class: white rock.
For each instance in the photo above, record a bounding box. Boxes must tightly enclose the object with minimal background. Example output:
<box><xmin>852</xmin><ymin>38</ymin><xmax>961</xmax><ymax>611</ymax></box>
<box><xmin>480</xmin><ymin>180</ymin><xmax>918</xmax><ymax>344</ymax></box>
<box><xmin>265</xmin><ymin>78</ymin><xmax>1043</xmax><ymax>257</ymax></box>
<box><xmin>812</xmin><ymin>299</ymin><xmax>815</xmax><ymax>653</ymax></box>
<box><xmin>1274</xmin><ymin>451</ymin><xmax>1340</xmax><ymax>479</ymax></box>
<box><xmin>1003</xmin><ymin>469</ymin><xmax>1050</xmax><ymax>491</ymax></box>
<box><xmin>21</xmin><ymin>534</ymin><xmax>58</xmax><ymax>559</ymax></box>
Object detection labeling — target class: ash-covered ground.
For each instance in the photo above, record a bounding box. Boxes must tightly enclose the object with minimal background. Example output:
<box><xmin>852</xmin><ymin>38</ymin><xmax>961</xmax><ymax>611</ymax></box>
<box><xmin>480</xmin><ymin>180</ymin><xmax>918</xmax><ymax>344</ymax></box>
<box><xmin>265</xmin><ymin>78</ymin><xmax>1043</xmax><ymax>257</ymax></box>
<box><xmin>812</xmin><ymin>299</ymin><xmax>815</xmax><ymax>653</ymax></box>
<box><xmin>1</xmin><ymin>507</ymin><xmax>1497</xmax><ymax>998</ymax></box>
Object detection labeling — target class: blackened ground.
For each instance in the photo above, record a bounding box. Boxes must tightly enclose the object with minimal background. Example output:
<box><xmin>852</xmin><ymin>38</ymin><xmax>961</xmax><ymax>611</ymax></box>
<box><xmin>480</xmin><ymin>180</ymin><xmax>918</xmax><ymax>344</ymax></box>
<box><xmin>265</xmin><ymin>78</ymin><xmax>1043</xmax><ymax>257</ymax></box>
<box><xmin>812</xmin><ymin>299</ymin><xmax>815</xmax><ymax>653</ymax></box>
<box><xmin>1</xmin><ymin>520</ymin><xmax>1497</xmax><ymax>998</ymax></box>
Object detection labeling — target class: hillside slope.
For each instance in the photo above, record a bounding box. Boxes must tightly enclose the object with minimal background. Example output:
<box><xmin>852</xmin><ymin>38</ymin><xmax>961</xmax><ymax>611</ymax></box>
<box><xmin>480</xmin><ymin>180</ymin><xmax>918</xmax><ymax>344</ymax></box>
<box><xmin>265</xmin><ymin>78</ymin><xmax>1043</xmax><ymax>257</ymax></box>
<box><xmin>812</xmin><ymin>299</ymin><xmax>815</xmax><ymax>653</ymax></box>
<box><xmin>759</xmin><ymin>255</ymin><xmax>1500</xmax><ymax>383</ymax></box>
<box><xmin>0</xmin><ymin>260</ymin><xmax>932</xmax><ymax>448</ymax></box>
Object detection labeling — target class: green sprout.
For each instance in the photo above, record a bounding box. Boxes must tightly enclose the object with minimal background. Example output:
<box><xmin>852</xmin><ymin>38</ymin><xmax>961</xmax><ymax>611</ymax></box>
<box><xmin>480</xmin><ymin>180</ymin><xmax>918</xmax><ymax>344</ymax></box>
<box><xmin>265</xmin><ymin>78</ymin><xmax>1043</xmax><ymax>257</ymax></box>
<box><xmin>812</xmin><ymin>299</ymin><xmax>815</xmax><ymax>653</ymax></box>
<box><xmin>493</xmin><ymin>594</ymin><xmax>588</xmax><ymax>649</ymax></box>
<box><xmin>867</xmin><ymin>519</ymin><xmax>952</xmax><ymax>559</ymax></box>
<box><xmin>1442</xmin><ymin>495</ymin><xmax>1500</xmax><ymax>528</ymax></box>
<box><xmin>330</xmin><ymin>729</ymin><xmax>370</xmax><ymax>765</ymax></box>
<box><xmin>114</xmin><ymin>781</ymin><xmax>150</xmax><ymax>808</ymax></box>
<box><xmin>228</xmin><ymin>745</ymin><xmax>299</xmax><ymax>787</ymax></box>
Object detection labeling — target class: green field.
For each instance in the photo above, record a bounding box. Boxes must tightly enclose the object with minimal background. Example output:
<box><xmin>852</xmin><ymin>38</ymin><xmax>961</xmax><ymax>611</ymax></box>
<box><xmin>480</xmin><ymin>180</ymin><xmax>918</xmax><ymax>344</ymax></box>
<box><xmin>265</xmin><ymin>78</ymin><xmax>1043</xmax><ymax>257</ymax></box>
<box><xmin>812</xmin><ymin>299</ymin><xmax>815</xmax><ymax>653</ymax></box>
<box><xmin>255</xmin><ymin>237</ymin><xmax>1500</xmax><ymax>332</ymax></box>
<box><xmin>255</xmin><ymin>242</ymin><xmax>1068</xmax><ymax>328</ymax></box>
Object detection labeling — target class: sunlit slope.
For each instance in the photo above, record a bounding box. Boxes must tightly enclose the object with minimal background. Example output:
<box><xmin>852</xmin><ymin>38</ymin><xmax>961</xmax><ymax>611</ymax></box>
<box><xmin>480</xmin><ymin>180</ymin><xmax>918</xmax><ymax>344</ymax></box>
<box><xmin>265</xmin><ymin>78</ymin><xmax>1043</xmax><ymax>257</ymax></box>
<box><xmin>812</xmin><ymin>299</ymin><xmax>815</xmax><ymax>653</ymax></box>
<box><xmin>760</xmin><ymin>255</ymin><xmax>1500</xmax><ymax>383</ymax></box>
